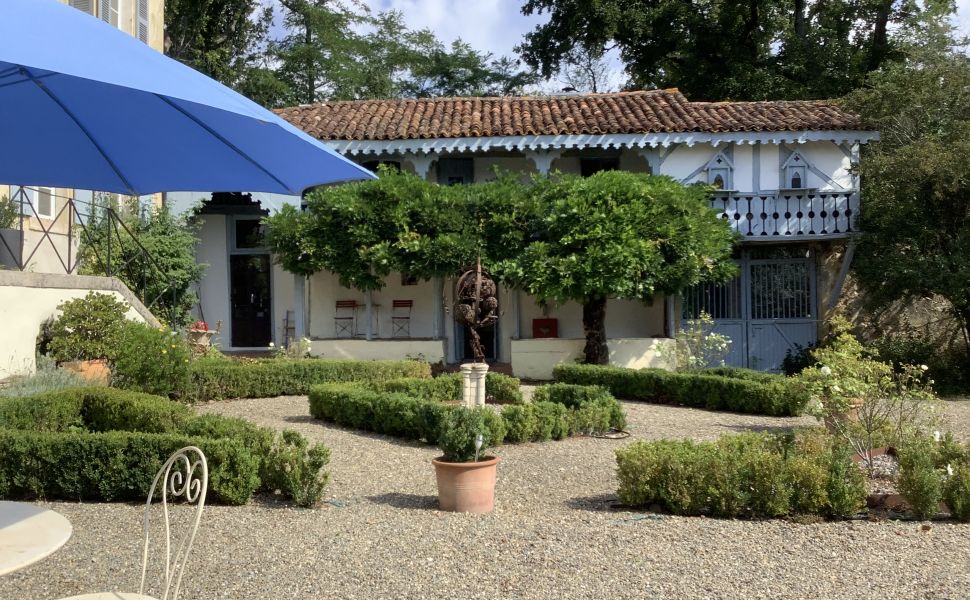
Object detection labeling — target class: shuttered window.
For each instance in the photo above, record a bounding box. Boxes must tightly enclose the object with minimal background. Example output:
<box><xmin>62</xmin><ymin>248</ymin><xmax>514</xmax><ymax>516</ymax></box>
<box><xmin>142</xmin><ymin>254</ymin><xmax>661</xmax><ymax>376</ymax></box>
<box><xmin>137</xmin><ymin>0</ymin><xmax>149</xmax><ymax>43</ymax></box>
<box><xmin>68</xmin><ymin>0</ymin><xmax>95</xmax><ymax>15</ymax></box>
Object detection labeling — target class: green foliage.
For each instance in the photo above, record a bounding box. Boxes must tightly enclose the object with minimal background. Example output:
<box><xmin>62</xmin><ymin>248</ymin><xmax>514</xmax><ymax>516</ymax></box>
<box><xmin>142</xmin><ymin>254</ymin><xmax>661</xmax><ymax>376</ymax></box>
<box><xmin>262</xmin><ymin>430</ymin><xmax>331</xmax><ymax>508</ymax></box>
<box><xmin>615</xmin><ymin>430</ymin><xmax>867</xmax><ymax>518</ymax></box>
<box><xmin>165</xmin><ymin>0</ymin><xmax>271</xmax><ymax>88</ymax></box>
<box><xmin>945</xmin><ymin>464</ymin><xmax>970</xmax><ymax>522</ymax></box>
<box><xmin>845</xmin><ymin>38</ymin><xmax>970</xmax><ymax>357</ymax></box>
<box><xmin>0</xmin><ymin>356</ymin><xmax>88</xmax><ymax>399</ymax></box>
<box><xmin>47</xmin><ymin>292</ymin><xmax>129</xmax><ymax>363</ymax></box>
<box><xmin>868</xmin><ymin>334</ymin><xmax>970</xmax><ymax>395</ymax></box>
<box><xmin>519</xmin><ymin>0</ymin><xmax>950</xmax><ymax>100</ymax></box>
<box><xmin>308</xmin><ymin>381</ymin><xmax>623</xmax><ymax>447</ymax></box>
<box><xmin>898</xmin><ymin>434</ymin><xmax>944</xmax><ymax>520</ymax></box>
<box><xmin>437</xmin><ymin>407</ymin><xmax>494</xmax><ymax>462</ymax></box>
<box><xmin>661</xmin><ymin>312</ymin><xmax>732</xmax><ymax>370</ymax></box>
<box><xmin>78</xmin><ymin>204</ymin><xmax>205</xmax><ymax>326</ymax></box>
<box><xmin>497</xmin><ymin>172</ymin><xmax>736</xmax><ymax>364</ymax></box>
<box><xmin>0</xmin><ymin>195</ymin><xmax>17</xmax><ymax>229</ymax></box>
<box><xmin>187</xmin><ymin>357</ymin><xmax>431</xmax><ymax>402</ymax></box>
<box><xmin>796</xmin><ymin>317</ymin><xmax>941</xmax><ymax>465</ymax></box>
<box><xmin>484</xmin><ymin>373</ymin><xmax>524</xmax><ymax>404</ymax></box>
<box><xmin>111</xmin><ymin>322</ymin><xmax>192</xmax><ymax>398</ymax></box>
<box><xmin>554</xmin><ymin>363</ymin><xmax>807</xmax><ymax>416</ymax></box>
<box><xmin>0</xmin><ymin>387</ymin><xmax>325</xmax><ymax>506</ymax></box>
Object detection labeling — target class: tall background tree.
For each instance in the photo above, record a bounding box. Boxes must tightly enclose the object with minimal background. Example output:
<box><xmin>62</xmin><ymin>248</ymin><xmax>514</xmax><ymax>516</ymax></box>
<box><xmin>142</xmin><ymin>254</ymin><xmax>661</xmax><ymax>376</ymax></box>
<box><xmin>165</xmin><ymin>1</ymin><xmax>538</xmax><ymax>107</ymax></box>
<box><xmin>844</xmin><ymin>21</ymin><xmax>970</xmax><ymax>357</ymax></box>
<box><xmin>518</xmin><ymin>0</ymin><xmax>953</xmax><ymax>100</ymax></box>
<box><xmin>164</xmin><ymin>0</ymin><xmax>271</xmax><ymax>87</ymax></box>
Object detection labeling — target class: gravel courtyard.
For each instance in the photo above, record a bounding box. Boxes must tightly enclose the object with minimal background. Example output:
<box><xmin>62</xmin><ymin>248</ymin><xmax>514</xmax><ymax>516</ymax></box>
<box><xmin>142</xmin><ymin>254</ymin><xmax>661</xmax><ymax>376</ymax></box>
<box><xmin>4</xmin><ymin>396</ymin><xmax>970</xmax><ymax>599</ymax></box>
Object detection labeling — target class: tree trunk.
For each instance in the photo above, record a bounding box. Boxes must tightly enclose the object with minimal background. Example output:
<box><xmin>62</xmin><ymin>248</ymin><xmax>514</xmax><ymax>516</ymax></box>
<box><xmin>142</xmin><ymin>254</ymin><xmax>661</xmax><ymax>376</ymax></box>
<box><xmin>582</xmin><ymin>296</ymin><xmax>609</xmax><ymax>365</ymax></box>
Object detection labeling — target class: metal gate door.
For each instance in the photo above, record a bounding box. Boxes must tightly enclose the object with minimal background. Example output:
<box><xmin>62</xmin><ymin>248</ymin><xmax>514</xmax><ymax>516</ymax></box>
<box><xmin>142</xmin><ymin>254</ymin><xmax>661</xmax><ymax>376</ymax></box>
<box><xmin>683</xmin><ymin>248</ymin><xmax>817</xmax><ymax>372</ymax></box>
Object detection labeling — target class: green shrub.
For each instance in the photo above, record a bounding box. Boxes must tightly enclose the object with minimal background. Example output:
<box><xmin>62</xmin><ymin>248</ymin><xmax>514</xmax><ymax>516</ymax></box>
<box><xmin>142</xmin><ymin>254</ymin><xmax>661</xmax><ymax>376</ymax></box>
<box><xmin>825</xmin><ymin>441</ymin><xmax>869</xmax><ymax>518</ymax></box>
<box><xmin>531</xmin><ymin>383</ymin><xmax>626</xmax><ymax>433</ymax></box>
<box><xmin>945</xmin><ymin>464</ymin><xmax>970</xmax><ymax>522</ymax></box>
<box><xmin>0</xmin><ymin>387</ymin><xmax>325</xmax><ymax>506</ymax></box>
<box><xmin>80</xmin><ymin>388</ymin><xmax>191</xmax><ymax>433</ymax></box>
<box><xmin>437</xmin><ymin>408</ymin><xmax>494</xmax><ymax>462</ymax></box>
<box><xmin>373</xmin><ymin>372</ymin><xmax>523</xmax><ymax>405</ymax></box>
<box><xmin>554</xmin><ymin>364</ymin><xmax>807</xmax><ymax>416</ymax></box>
<box><xmin>188</xmin><ymin>358</ymin><xmax>431</xmax><ymax>401</ymax></box>
<box><xmin>898</xmin><ymin>434</ymin><xmax>944</xmax><ymax>520</ymax></box>
<box><xmin>111</xmin><ymin>321</ymin><xmax>191</xmax><ymax>398</ymax></box>
<box><xmin>262</xmin><ymin>430</ymin><xmax>331</xmax><ymax>508</ymax></box>
<box><xmin>47</xmin><ymin>292</ymin><xmax>129</xmax><ymax>363</ymax></box>
<box><xmin>615</xmin><ymin>430</ymin><xmax>867</xmax><ymax>518</ymax></box>
<box><xmin>0</xmin><ymin>429</ymin><xmax>259</xmax><ymax>505</ymax></box>
<box><xmin>376</xmin><ymin>376</ymin><xmax>461</xmax><ymax>402</ymax></box>
<box><xmin>485</xmin><ymin>372</ymin><xmax>523</xmax><ymax>404</ymax></box>
<box><xmin>0</xmin><ymin>356</ymin><xmax>88</xmax><ymax>398</ymax></box>
<box><xmin>501</xmin><ymin>404</ymin><xmax>539</xmax><ymax>443</ymax></box>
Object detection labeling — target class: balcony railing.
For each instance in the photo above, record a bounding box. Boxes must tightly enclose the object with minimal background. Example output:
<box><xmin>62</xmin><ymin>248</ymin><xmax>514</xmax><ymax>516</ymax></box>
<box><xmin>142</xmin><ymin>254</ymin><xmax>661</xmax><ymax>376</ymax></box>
<box><xmin>709</xmin><ymin>191</ymin><xmax>859</xmax><ymax>239</ymax></box>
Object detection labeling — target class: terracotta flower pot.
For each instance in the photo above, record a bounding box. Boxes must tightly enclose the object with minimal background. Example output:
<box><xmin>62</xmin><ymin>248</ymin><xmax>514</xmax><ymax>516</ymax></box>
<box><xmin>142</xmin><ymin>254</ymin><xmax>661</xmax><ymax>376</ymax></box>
<box><xmin>61</xmin><ymin>359</ymin><xmax>110</xmax><ymax>385</ymax></box>
<box><xmin>823</xmin><ymin>398</ymin><xmax>865</xmax><ymax>433</ymax></box>
<box><xmin>432</xmin><ymin>456</ymin><xmax>499</xmax><ymax>513</ymax></box>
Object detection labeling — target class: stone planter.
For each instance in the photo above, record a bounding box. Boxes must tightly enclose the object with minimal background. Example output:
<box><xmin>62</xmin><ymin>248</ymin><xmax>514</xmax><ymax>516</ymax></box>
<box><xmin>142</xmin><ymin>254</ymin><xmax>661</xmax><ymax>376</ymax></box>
<box><xmin>61</xmin><ymin>359</ymin><xmax>110</xmax><ymax>385</ymax></box>
<box><xmin>432</xmin><ymin>456</ymin><xmax>499</xmax><ymax>513</ymax></box>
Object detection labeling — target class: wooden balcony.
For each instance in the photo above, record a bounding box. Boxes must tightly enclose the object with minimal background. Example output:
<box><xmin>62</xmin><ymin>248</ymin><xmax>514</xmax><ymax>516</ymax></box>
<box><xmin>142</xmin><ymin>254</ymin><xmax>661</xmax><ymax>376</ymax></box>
<box><xmin>709</xmin><ymin>191</ymin><xmax>859</xmax><ymax>240</ymax></box>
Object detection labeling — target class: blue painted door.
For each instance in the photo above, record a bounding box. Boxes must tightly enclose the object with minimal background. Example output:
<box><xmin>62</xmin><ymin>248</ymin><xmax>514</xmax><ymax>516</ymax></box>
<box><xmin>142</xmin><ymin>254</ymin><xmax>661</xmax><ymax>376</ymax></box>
<box><xmin>684</xmin><ymin>248</ymin><xmax>817</xmax><ymax>372</ymax></box>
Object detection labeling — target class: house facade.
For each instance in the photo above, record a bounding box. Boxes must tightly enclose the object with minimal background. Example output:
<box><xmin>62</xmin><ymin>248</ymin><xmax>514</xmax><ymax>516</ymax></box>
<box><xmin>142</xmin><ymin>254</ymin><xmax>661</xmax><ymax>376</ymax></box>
<box><xmin>0</xmin><ymin>0</ymin><xmax>165</xmax><ymax>274</ymax></box>
<box><xmin>181</xmin><ymin>89</ymin><xmax>876</xmax><ymax>376</ymax></box>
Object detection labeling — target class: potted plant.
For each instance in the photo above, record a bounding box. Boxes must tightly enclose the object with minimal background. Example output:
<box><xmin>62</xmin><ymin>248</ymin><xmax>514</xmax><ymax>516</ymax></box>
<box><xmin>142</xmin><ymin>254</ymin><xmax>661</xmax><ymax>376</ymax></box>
<box><xmin>46</xmin><ymin>292</ymin><xmax>129</xmax><ymax>384</ymax></box>
<box><xmin>432</xmin><ymin>407</ymin><xmax>499</xmax><ymax>513</ymax></box>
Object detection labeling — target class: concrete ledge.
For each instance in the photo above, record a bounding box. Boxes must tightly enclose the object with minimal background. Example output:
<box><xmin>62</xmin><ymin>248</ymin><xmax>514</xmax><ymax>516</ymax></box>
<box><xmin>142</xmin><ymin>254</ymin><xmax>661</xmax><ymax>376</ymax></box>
<box><xmin>310</xmin><ymin>338</ymin><xmax>446</xmax><ymax>364</ymax></box>
<box><xmin>0</xmin><ymin>271</ymin><xmax>161</xmax><ymax>327</ymax></box>
<box><xmin>510</xmin><ymin>337</ymin><xmax>676</xmax><ymax>380</ymax></box>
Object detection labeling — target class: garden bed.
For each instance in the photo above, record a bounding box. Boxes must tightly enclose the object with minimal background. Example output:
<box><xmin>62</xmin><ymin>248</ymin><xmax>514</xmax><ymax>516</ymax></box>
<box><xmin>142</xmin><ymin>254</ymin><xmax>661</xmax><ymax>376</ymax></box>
<box><xmin>554</xmin><ymin>364</ymin><xmax>808</xmax><ymax>416</ymax></box>
<box><xmin>0</xmin><ymin>387</ymin><xmax>329</xmax><ymax>505</ymax></box>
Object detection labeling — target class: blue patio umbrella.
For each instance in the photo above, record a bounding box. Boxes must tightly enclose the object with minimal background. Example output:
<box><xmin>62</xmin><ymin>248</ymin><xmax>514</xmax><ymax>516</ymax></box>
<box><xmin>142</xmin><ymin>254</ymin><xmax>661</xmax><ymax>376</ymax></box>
<box><xmin>0</xmin><ymin>0</ymin><xmax>374</xmax><ymax>195</ymax></box>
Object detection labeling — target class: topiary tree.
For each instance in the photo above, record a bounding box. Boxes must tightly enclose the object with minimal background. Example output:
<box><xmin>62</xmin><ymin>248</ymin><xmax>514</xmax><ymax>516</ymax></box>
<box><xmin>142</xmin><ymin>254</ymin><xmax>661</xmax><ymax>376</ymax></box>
<box><xmin>496</xmin><ymin>171</ymin><xmax>736</xmax><ymax>364</ymax></box>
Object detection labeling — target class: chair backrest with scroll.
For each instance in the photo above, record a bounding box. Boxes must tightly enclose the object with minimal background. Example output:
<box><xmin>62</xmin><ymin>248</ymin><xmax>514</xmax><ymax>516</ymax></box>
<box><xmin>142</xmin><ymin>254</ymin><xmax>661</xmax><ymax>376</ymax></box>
<box><xmin>140</xmin><ymin>446</ymin><xmax>208</xmax><ymax>600</ymax></box>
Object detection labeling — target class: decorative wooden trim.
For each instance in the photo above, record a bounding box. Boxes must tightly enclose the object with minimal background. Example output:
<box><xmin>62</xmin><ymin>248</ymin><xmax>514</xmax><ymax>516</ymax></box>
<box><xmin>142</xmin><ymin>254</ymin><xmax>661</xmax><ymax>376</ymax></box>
<box><xmin>328</xmin><ymin>130</ymin><xmax>879</xmax><ymax>157</ymax></box>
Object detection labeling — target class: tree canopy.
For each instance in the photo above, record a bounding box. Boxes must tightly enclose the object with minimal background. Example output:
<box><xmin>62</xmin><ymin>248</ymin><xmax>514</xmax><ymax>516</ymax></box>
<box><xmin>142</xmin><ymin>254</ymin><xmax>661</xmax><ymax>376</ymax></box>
<box><xmin>518</xmin><ymin>0</ymin><xmax>954</xmax><ymax>100</ymax></box>
<box><xmin>264</xmin><ymin>169</ymin><xmax>735</xmax><ymax>364</ymax></box>
<box><xmin>166</xmin><ymin>1</ymin><xmax>538</xmax><ymax>107</ymax></box>
<box><xmin>844</xmin><ymin>29</ymin><xmax>970</xmax><ymax>353</ymax></box>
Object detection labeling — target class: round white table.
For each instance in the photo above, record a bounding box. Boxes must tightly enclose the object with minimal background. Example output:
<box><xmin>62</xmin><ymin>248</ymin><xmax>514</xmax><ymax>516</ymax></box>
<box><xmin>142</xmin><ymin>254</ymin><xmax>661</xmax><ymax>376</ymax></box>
<box><xmin>0</xmin><ymin>501</ymin><xmax>72</xmax><ymax>575</ymax></box>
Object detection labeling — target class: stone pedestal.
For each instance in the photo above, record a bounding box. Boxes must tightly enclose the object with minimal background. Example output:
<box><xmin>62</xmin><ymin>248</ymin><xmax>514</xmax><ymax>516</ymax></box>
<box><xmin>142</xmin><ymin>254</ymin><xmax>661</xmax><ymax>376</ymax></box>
<box><xmin>460</xmin><ymin>362</ymin><xmax>489</xmax><ymax>408</ymax></box>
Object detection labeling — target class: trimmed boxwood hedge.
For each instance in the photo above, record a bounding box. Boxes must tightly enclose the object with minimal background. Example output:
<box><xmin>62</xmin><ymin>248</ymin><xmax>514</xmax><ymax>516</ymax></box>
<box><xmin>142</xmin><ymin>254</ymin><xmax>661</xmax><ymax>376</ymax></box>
<box><xmin>308</xmin><ymin>381</ymin><xmax>625</xmax><ymax>446</ymax></box>
<box><xmin>187</xmin><ymin>357</ymin><xmax>432</xmax><ymax>402</ymax></box>
<box><xmin>615</xmin><ymin>430</ymin><xmax>867</xmax><ymax>518</ymax></box>
<box><xmin>0</xmin><ymin>387</ymin><xmax>320</xmax><ymax>505</ymax></box>
<box><xmin>553</xmin><ymin>364</ymin><xmax>808</xmax><ymax>417</ymax></box>
<box><xmin>375</xmin><ymin>372</ymin><xmax>523</xmax><ymax>404</ymax></box>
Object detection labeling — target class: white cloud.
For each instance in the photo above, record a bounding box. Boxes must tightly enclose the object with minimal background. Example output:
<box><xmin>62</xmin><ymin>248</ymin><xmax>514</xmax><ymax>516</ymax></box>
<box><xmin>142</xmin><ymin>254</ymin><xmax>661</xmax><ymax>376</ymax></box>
<box><xmin>364</xmin><ymin>0</ymin><xmax>545</xmax><ymax>58</ymax></box>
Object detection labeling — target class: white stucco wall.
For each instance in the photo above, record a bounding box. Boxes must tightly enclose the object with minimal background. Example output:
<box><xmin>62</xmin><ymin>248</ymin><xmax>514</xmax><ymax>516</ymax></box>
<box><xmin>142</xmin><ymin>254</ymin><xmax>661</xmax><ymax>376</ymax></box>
<box><xmin>310</xmin><ymin>339</ymin><xmax>446</xmax><ymax>363</ymax></box>
<box><xmin>0</xmin><ymin>272</ymin><xmax>155</xmax><ymax>379</ymax></box>
<box><xmin>510</xmin><ymin>337</ymin><xmax>675</xmax><ymax>380</ymax></box>
<box><xmin>517</xmin><ymin>296</ymin><xmax>666</xmax><ymax>339</ymax></box>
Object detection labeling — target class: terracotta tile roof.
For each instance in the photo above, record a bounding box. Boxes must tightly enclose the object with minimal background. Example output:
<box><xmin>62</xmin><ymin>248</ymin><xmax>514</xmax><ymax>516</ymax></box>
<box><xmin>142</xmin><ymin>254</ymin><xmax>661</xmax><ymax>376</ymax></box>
<box><xmin>275</xmin><ymin>89</ymin><xmax>863</xmax><ymax>141</ymax></box>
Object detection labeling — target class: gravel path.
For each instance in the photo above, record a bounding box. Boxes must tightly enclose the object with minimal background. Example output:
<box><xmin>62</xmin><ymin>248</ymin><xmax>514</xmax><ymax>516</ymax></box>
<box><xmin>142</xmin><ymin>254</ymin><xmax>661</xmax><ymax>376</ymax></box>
<box><xmin>4</xmin><ymin>396</ymin><xmax>970</xmax><ymax>599</ymax></box>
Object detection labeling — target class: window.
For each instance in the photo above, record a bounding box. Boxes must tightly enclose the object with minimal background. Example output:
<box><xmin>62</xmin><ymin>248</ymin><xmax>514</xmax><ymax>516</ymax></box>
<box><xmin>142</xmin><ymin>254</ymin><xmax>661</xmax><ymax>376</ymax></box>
<box><xmin>436</xmin><ymin>158</ymin><xmax>473</xmax><ymax>185</ymax></box>
<box><xmin>706</xmin><ymin>152</ymin><xmax>734</xmax><ymax>189</ymax></box>
<box><xmin>98</xmin><ymin>0</ymin><xmax>121</xmax><ymax>28</ymax></box>
<box><xmin>580</xmin><ymin>156</ymin><xmax>620</xmax><ymax>177</ymax></box>
<box><xmin>137</xmin><ymin>0</ymin><xmax>149</xmax><ymax>42</ymax></box>
<box><xmin>233</xmin><ymin>218</ymin><xmax>266</xmax><ymax>250</ymax></box>
<box><xmin>69</xmin><ymin>0</ymin><xmax>95</xmax><ymax>15</ymax></box>
<box><xmin>782</xmin><ymin>153</ymin><xmax>809</xmax><ymax>189</ymax></box>
<box><xmin>19</xmin><ymin>187</ymin><xmax>55</xmax><ymax>220</ymax></box>
<box><xmin>401</xmin><ymin>273</ymin><xmax>418</xmax><ymax>286</ymax></box>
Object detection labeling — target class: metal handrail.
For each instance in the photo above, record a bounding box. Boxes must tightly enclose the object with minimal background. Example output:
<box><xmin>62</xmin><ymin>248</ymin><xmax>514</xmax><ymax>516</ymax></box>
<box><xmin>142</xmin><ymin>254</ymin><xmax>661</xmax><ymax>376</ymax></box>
<box><xmin>1</xmin><ymin>186</ymin><xmax>179</xmax><ymax>326</ymax></box>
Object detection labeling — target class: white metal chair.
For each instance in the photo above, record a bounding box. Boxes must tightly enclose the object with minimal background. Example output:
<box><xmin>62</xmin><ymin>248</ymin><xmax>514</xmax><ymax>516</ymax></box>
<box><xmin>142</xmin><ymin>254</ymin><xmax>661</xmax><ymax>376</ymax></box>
<box><xmin>58</xmin><ymin>446</ymin><xmax>208</xmax><ymax>600</ymax></box>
